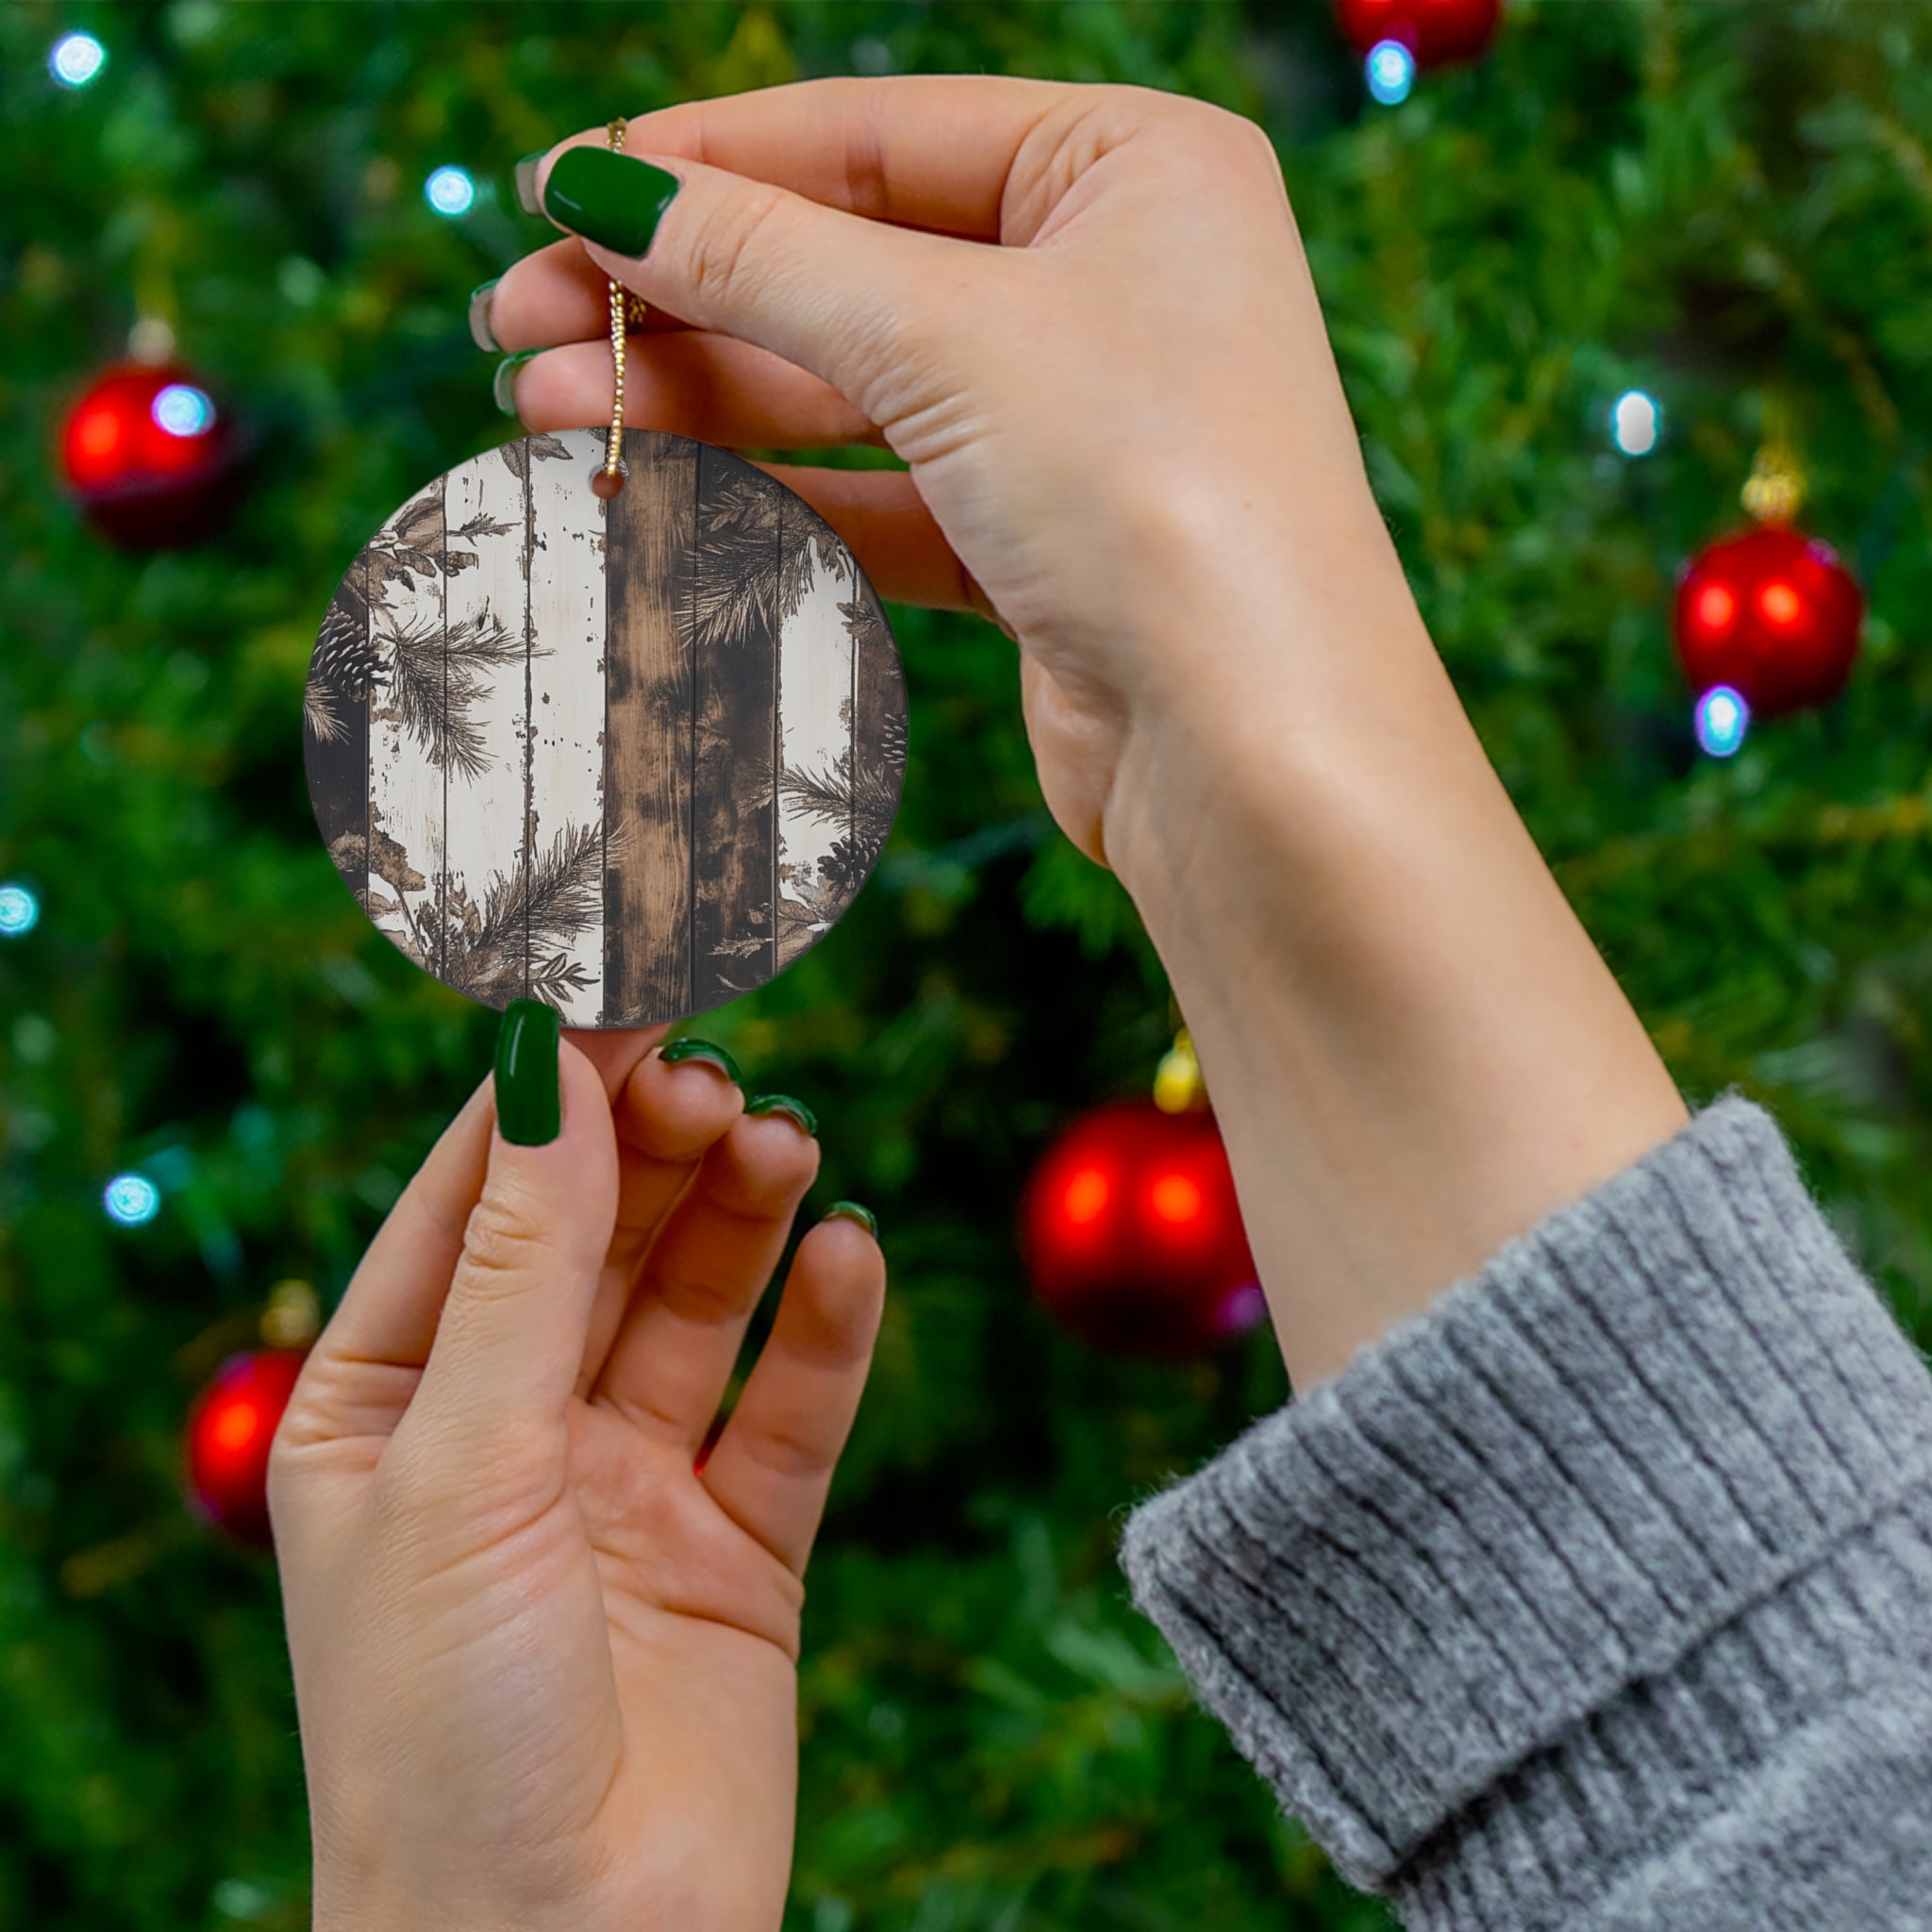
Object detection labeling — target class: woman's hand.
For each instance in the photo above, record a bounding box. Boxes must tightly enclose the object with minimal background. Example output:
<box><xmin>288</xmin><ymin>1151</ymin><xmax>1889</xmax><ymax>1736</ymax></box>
<box><xmin>484</xmin><ymin>77</ymin><xmax>1686</xmax><ymax>1390</ymax></box>
<box><xmin>484</xmin><ymin>75</ymin><xmax>1387</xmax><ymax>874</ymax></box>
<box><xmin>269</xmin><ymin>1020</ymin><xmax>884</xmax><ymax>1932</ymax></box>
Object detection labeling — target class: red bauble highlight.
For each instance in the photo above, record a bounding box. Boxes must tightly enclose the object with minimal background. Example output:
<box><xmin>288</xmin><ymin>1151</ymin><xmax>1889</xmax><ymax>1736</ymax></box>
<box><xmin>1673</xmin><ymin>524</ymin><xmax>1863</xmax><ymax>718</ymax></box>
<box><xmin>58</xmin><ymin>362</ymin><xmax>241</xmax><ymax>549</ymax></box>
<box><xmin>1020</xmin><ymin>1100</ymin><xmax>1263</xmax><ymax>1359</ymax></box>
<box><xmin>183</xmin><ymin>1349</ymin><xmax>307</xmax><ymax>1547</ymax></box>
<box><xmin>1335</xmin><ymin>0</ymin><xmax>1502</xmax><ymax>65</ymax></box>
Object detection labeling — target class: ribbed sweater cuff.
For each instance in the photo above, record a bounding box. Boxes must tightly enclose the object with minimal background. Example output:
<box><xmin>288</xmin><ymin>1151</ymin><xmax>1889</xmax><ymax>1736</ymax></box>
<box><xmin>1119</xmin><ymin>1095</ymin><xmax>1932</xmax><ymax>1907</ymax></box>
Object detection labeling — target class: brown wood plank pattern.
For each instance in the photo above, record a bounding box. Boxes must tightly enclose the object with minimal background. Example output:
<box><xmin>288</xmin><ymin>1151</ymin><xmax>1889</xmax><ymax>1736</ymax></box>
<box><xmin>690</xmin><ymin>444</ymin><xmax>777</xmax><ymax>1011</ymax></box>
<box><xmin>604</xmin><ymin>429</ymin><xmax>697</xmax><ymax>1023</ymax></box>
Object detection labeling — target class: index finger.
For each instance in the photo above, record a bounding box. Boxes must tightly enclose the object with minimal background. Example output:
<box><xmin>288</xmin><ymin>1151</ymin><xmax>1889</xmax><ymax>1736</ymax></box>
<box><xmin>536</xmin><ymin>73</ymin><xmax>1079</xmax><ymax>242</ymax></box>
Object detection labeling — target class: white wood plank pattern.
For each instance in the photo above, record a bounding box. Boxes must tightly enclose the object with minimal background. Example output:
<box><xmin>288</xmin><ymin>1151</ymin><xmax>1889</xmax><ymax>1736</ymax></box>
<box><xmin>367</xmin><ymin>487</ymin><xmax>448</xmax><ymax>980</ymax></box>
<box><xmin>775</xmin><ymin>540</ymin><xmax>857</xmax><ymax>968</ymax></box>
<box><xmin>441</xmin><ymin>449</ymin><xmax>531</xmax><ymax>1004</ymax></box>
<box><xmin>525</xmin><ymin>431</ymin><xmax>608</xmax><ymax>1024</ymax></box>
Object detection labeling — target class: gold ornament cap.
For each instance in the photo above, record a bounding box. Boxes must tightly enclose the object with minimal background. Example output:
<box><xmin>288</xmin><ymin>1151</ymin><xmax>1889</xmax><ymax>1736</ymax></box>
<box><xmin>1154</xmin><ymin>1025</ymin><xmax>1207</xmax><ymax>1113</ymax></box>
<box><xmin>260</xmin><ymin>1278</ymin><xmax>321</xmax><ymax>1351</ymax></box>
<box><xmin>1741</xmin><ymin>401</ymin><xmax>1806</xmax><ymax>525</ymax></box>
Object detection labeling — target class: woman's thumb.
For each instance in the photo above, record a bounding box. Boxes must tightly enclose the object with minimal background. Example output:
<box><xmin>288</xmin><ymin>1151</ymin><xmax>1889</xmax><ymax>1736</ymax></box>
<box><xmin>406</xmin><ymin>1004</ymin><xmax>620</xmax><ymax>1452</ymax></box>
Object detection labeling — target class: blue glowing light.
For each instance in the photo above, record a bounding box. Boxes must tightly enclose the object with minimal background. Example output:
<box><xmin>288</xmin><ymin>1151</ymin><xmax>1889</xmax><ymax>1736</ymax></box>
<box><xmin>1366</xmin><ymin>40</ymin><xmax>1416</xmax><ymax>106</ymax></box>
<box><xmin>425</xmin><ymin>166</ymin><xmax>476</xmax><ymax>217</ymax></box>
<box><xmin>1612</xmin><ymin>389</ymin><xmax>1661</xmax><ymax>457</ymax></box>
<box><xmin>1694</xmin><ymin>684</ymin><xmax>1750</xmax><ymax>758</ymax></box>
<box><xmin>50</xmin><ymin>32</ymin><xmax>106</xmax><ymax>87</ymax></box>
<box><xmin>104</xmin><ymin>1174</ymin><xmax>161</xmax><ymax>1226</ymax></box>
<box><xmin>0</xmin><ymin>883</ymin><xmax>39</xmax><ymax>937</ymax></box>
<box><xmin>152</xmin><ymin>383</ymin><xmax>215</xmax><ymax>438</ymax></box>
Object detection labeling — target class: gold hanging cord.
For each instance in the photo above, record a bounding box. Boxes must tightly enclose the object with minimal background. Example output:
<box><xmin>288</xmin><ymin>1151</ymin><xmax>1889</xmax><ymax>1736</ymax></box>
<box><xmin>591</xmin><ymin>118</ymin><xmax>650</xmax><ymax>499</ymax></box>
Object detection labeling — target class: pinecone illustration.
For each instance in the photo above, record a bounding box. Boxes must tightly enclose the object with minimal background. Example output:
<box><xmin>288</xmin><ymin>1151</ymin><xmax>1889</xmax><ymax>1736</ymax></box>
<box><xmin>312</xmin><ymin>579</ymin><xmax>379</xmax><ymax>697</ymax></box>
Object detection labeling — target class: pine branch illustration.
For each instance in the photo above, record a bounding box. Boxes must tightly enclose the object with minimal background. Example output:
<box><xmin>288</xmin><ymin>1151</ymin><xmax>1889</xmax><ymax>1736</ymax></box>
<box><xmin>304</xmin><ymin>678</ymin><xmax>345</xmax><ymax>743</ymax></box>
<box><xmin>774</xmin><ymin>516</ymin><xmax>819</xmax><ymax>627</ymax></box>
<box><xmin>686</xmin><ymin>467</ymin><xmax>829</xmax><ymax>652</ymax></box>
<box><xmin>441</xmin><ymin>817</ymin><xmax>611</xmax><ymax>1004</ymax></box>
<box><xmin>838</xmin><ymin>592</ymin><xmax>891</xmax><ymax>658</ymax></box>
<box><xmin>523</xmin><ymin>820</ymin><xmax>607</xmax><ymax>955</ymax></box>
<box><xmin>376</xmin><ymin>607</ymin><xmax>539</xmax><ymax>778</ymax></box>
<box><xmin>777</xmin><ymin>749</ymin><xmax>897</xmax><ymax>848</ymax></box>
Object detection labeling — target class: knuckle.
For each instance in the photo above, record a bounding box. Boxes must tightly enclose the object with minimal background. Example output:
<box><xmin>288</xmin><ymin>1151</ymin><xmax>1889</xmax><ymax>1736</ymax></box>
<box><xmin>683</xmin><ymin>182</ymin><xmax>791</xmax><ymax>312</ymax></box>
<box><xmin>737</xmin><ymin>1416</ymin><xmax>826</xmax><ymax>1484</ymax></box>
<box><xmin>454</xmin><ymin>1191</ymin><xmax>550</xmax><ymax>1294</ymax></box>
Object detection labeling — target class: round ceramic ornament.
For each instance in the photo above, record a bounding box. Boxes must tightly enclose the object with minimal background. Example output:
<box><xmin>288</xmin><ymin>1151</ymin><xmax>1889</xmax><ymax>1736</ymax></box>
<box><xmin>304</xmin><ymin>425</ymin><xmax>908</xmax><ymax>1026</ymax></box>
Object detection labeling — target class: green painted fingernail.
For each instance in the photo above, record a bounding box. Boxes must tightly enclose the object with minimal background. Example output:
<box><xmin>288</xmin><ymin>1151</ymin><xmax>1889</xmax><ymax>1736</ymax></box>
<box><xmin>824</xmin><ymin>1200</ymin><xmax>877</xmax><ymax>1238</ymax></box>
<box><xmin>745</xmin><ymin>1093</ymin><xmax>817</xmax><ymax>1138</ymax></box>
<box><xmin>660</xmin><ymin>1037</ymin><xmax>742</xmax><ymax>1085</ymax></box>
<box><xmin>495</xmin><ymin>998</ymin><xmax>561</xmax><ymax>1145</ymax></box>
<box><xmin>541</xmin><ymin>146</ymin><xmax>682</xmax><ymax>257</ymax></box>
<box><xmin>468</xmin><ymin>278</ymin><xmax>501</xmax><ymax>353</ymax></box>
<box><xmin>513</xmin><ymin>152</ymin><xmax>545</xmax><ymax>216</ymax></box>
<box><xmin>492</xmin><ymin>349</ymin><xmax>540</xmax><ymax>416</ymax></box>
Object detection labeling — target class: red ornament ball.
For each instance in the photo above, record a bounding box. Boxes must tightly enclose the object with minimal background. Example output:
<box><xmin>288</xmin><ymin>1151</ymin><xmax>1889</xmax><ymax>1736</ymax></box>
<box><xmin>183</xmin><ymin>1348</ymin><xmax>307</xmax><ymax>1547</ymax></box>
<box><xmin>1673</xmin><ymin>525</ymin><xmax>1863</xmax><ymax>719</ymax></box>
<box><xmin>1020</xmin><ymin>1100</ymin><xmax>1263</xmax><ymax>1359</ymax></box>
<box><xmin>58</xmin><ymin>361</ymin><xmax>241</xmax><ymax>549</ymax></box>
<box><xmin>1334</xmin><ymin>0</ymin><xmax>1502</xmax><ymax>66</ymax></box>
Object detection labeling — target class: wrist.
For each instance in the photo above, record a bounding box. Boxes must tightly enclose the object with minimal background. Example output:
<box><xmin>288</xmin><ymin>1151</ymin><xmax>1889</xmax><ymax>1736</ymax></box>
<box><xmin>1099</xmin><ymin>486</ymin><xmax>1442</xmax><ymax>908</ymax></box>
<box><xmin>1097</xmin><ymin>540</ymin><xmax>1687</xmax><ymax>1388</ymax></box>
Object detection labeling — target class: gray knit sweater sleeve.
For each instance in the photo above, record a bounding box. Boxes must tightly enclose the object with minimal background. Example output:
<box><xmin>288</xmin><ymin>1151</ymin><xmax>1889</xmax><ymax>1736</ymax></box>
<box><xmin>1119</xmin><ymin>1096</ymin><xmax>1932</xmax><ymax>1930</ymax></box>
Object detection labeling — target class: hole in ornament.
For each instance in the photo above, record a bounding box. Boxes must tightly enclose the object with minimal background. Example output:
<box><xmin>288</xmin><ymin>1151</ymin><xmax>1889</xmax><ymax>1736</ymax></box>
<box><xmin>589</xmin><ymin>456</ymin><xmax>628</xmax><ymax>500</ymax></box>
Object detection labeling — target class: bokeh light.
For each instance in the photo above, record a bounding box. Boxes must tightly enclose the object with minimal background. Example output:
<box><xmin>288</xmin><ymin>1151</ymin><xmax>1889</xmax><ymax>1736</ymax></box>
<box><xmin>425</xmin><ymin>165</ymin><xmax>476</xmax><ymax>216</ymax></box>
<box><xmin>1366</xmin><ymin>40</ymin><xmax>1416</xmax><ymax>106</ymax></box>
<box><xmin>152</xmin><ymin>384</ymin><xmax>216</xmax><ymax>438</ymax></box>
<box><xmin>1061</xmin><ymin>1166</ymin><xmax>1110</xmax><ymax>1227</ymax></box>
<box><xmin>1693</xmin><ymin>582</ymin><xmax>1737</xmax><ymax>637</ymax></box>
<box><xmin>1611</xmin><ymin>390</ymin><xmax>1660</xmax><ymax>457</ymax></box>
<box><xmin>1148</xmin><ymin>1172</ymin><xmax>1204</xmax><ymax>1228</ymax></box>
<box><xmin>104</xmin><ymin>1174</ymin><xmax>161</xmax><ymax>1226</ymax></box>
<box><xmin>1694</xmin><ymin>685</ymin><xmax>1750</xmax><ymax>758</ymax></box>
<box><xmin>50</xmin><ymin>32</ymin><xmax>106</xmax><ymax>88</ymax></box>
<box><xmin>0</xmin><ymin>883</ymin><xmax>39</xmax><ymax>937</ymax></box>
